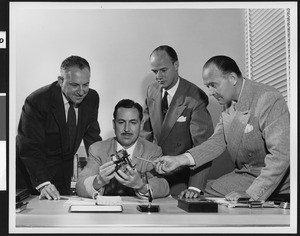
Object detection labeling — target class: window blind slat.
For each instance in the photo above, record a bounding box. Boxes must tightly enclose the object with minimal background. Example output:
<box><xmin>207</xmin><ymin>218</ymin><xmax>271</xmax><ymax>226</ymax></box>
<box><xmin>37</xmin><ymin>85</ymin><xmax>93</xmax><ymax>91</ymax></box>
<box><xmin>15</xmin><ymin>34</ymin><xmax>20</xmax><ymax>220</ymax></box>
<box><xmin>251</xmin><ymin>36</ymin><xmax>285</xmax><ymax>58</ymax></box>
<box><xmin>252</xmin><ymin>47</ymin><xmax>285</xmax><ymax>67</ymax></box>
<box><xmin>251</xmin><ymin>10</ymin><xmax>284</xmax><ymax>37</ymax></box>
<box><xmin>255</xmin><ymin>69</ymin><xmax>286</xmax><ymax>84</ymax></box>
<box><xmin>251</xmin><ymin>56</ymin><xmax>285</xmax><ymax>76</ymax></box>
<box><xmin>251</xmin><ymin>25</ymin><xmax>285</xmax><ymax>50</ymax></box>
<box><xmin>245</xmin><ymin>9</ymin><xmax>289</xmax><ymax>106</ymax></box>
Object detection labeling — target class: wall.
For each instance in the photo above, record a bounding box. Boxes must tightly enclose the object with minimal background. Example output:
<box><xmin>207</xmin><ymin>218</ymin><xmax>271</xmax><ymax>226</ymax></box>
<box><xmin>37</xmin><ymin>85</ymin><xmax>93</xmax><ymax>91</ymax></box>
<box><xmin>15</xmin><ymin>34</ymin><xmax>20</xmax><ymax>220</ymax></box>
<box><xmin>11</xmin><ymin>3</ymin><xmax>245</xmax><ymax>178</ymax></box>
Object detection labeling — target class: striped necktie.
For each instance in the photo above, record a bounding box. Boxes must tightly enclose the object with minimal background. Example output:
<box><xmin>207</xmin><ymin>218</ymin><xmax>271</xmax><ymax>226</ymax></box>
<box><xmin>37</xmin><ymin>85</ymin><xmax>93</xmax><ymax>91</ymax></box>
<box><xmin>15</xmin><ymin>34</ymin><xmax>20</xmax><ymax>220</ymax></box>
<box><xmin>67</xmin><ymin>101</ymin><xmax>77</xmax><ymax>151</ymax></box>
<box><xmin>161</xmin><ymin>90</ymin><xmax>168</xmax><ymax>120</ymax></box>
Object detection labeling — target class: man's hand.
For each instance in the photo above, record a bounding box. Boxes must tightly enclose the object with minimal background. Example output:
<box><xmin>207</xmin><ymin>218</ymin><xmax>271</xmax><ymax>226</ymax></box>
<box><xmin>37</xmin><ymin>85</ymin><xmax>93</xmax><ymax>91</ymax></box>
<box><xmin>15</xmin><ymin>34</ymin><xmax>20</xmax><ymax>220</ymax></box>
<box><xmin>115</xmin><ymin>165</ymin><xmax>145</xmax><ymax>190</ymax></box>
<box><xmin>178</xmin><ymin>188</ymin><xmax>201</xmax><ymax>199</ymax></box>
<box><xmin>153</xmin><ymin>154</ymin><xmax>190</xmax><ymax>174</ymax></box>
<box><xmin>225</xmin><ymin>191</ymin><xmax>253</xmax><ymax>202</ymax></box>
<box><xmin>39</xmin><ymin>184</ymin><xmax>60</xmax><ymax>200</ymax></box>
<box><xmin>94</xmin><ymin>161</ymin><xmax>116</xmax><ymax>189</ymax></box>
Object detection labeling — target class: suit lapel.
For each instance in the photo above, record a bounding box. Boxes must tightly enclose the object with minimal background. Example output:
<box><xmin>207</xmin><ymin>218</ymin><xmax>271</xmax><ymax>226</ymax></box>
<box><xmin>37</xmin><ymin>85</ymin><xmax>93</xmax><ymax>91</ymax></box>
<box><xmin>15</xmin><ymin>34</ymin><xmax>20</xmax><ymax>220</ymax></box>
<box><xmin>131</xmin><ymin>138</ymin><xmax>144</xmax><ymax>168</ymax></box>
<box><xmin>107</xmin><ymin>138</ymin><xmax>118</xmax><ymax>158</ymax></box>
<box><xmin>223</xmin><ymin>79</ymin><xmax>253</xmax><ymax>158</ymax></box>
<box><xmin>159</xmin><ymin>78</ymin><xmax>186</xmax><ymax>145</ymax></box>
<box><xmin>50</xmin><ymin>83</ymin><xmax>69</xmax><ymax>155</ymax></box>
<box><xmin>148</xmin><ymin>84</ymin><xmax>163</xmax><ymax>140</ymax></box>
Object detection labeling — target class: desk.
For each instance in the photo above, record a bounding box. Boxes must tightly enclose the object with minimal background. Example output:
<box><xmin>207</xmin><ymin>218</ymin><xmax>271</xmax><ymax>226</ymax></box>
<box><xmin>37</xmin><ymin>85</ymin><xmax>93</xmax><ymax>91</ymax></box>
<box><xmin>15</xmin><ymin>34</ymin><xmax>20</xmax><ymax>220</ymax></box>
<box><xmin>15</xmin><ymin>195</ymin><xmax>290</xmax><ymax>234</ymax></box>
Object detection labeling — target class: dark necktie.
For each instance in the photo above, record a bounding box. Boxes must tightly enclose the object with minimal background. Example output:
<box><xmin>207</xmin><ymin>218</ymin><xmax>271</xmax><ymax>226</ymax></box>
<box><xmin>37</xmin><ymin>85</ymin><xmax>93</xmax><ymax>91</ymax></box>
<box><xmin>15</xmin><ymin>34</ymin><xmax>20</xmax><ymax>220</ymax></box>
<box><xmin>161</xmin><ymin>90</ymin><xmax>168</xmax><ymax>120</ymax></box>
<box><xmin>67</xmin><ymin>101</ymin><xmax>77</xmax><ymax>151</ymax></box>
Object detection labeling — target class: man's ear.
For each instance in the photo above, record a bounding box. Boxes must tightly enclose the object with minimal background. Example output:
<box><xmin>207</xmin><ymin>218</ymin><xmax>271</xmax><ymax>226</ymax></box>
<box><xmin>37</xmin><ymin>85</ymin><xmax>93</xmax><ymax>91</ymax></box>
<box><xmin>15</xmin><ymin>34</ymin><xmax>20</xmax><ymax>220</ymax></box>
<box><xmin>139</xmin><ymin>119</ymin><xmax>144</xmax><ymax>132</ymax></box>
<box><xmin>174</xmin><ymin>61</ymin><xmax>179</xmax><ymax>71</ymax></box>
<box><xmin>229</xmin><ymin>72</ymin><xmax>238</xmax><ymax>86</ymax></box>
<box><xmin>112</xmin><ymin>120</ymin><xmax>116</xmax><ymax>131</ymax></box>
<box><xmin>57</xmin><ymin>76</ymin><xmax>64</xmax><ymax>86</ymax></box>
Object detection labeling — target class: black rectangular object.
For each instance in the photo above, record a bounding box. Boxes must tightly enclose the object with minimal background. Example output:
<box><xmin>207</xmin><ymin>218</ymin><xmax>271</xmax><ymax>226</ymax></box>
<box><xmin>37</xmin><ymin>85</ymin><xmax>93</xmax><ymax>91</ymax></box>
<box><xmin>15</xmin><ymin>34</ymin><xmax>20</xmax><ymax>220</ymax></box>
<box><xmin>136</xmin><ymin>204</ymin><xmax>160</xmax><ymax>212</ymax></box>
<box><xmin>177</xmin><ymin>198</ymin><xmax>218</xmax><ymax>212</ymax></box>
<box><xmin>16</xmin><ymin>189</ymin><xmax>31</xmax><ymax>202</ymax></box>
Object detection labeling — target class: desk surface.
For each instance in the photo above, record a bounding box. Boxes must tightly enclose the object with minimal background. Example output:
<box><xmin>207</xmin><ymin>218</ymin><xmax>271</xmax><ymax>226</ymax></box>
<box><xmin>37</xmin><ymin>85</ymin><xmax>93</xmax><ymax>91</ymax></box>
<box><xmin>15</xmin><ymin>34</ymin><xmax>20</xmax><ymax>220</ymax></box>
<box><xmin>15</xmin><ymin>195</ymin><xmax>290</xmax><ymax>233</ymax></box>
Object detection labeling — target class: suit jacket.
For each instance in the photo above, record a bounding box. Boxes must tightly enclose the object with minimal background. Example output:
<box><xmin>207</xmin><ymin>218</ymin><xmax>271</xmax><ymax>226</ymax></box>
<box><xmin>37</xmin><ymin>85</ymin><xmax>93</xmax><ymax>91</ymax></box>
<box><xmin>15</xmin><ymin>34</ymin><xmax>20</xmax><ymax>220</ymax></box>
<box><xmin>76</xmin><ymin>137</ymin><xmax>170</xmax><ymax>199</ymax></box>
<box><xmin>142</xmin><ymin>77</ymin><xmax>214</xmax><ymax>195</ymax></box>
<box><xmin>16</xmin><ymin>81</ymin><xmax>102</xmax><ymax>195</ymax></box>
<box><xmin>189</xmin><ymin>78</ymin><xmax>290</xmax><ymax>201</ymax></box>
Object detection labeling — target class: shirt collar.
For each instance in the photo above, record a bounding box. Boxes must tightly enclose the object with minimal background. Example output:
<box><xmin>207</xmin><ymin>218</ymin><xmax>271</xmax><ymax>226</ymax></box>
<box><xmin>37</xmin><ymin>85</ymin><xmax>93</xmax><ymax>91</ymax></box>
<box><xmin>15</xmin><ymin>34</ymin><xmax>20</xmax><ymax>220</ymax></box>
<box><xmin>163</xmin><ymin>77</ymin><xmax>180</xmax><ymax>98</ymax></box>
<box><xmin>116</xmin><ymin>140</ymin><xmax>137</xmax><ymax>159</ymax></box>
<box><xmin>62</xmin><ymin>92</ymin><xmax>69</xmax><ymax>105</ymax></box>
<box><xmin>234</xmin><ymin>78</ymin><xmax>245</xmax><ymax>105</ymax></box>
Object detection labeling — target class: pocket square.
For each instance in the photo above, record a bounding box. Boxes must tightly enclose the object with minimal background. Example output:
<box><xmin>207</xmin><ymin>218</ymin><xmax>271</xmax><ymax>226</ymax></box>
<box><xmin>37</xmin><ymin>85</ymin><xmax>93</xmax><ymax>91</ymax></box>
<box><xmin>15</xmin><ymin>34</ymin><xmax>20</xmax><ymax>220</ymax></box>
<box><xmin>177</xmin><ymin>116</ymin><xmax>186</xmax><ymax>122</ymax></box>
<box><xmin>244</xmin><ymin>124</ymin><xmax>253</xmax><ymax>133</ymax></box>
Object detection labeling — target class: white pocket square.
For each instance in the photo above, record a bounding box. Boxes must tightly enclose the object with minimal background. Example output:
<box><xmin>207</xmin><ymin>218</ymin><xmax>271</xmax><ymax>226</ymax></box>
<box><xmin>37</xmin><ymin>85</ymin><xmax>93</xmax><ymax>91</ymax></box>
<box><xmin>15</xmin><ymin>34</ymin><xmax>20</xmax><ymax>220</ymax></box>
<box><xmin>177</xmin><ymin>116</ymin><xmax>186</xmax><ymax>122</ymax></box>
<box><xmin>244</xmin><ymin>124</ymin><xmax>253</xmax><ymax>133</ymax></box>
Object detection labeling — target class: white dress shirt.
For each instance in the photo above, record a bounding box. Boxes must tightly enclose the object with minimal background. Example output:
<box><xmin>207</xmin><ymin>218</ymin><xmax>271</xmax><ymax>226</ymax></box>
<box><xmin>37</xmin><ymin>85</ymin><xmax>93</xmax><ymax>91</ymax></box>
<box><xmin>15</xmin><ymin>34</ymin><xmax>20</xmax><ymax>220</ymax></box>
<box><xmin>162</xmin><ymin>77</ymin><xmax>180</xmax><ymax>106</ymax></box>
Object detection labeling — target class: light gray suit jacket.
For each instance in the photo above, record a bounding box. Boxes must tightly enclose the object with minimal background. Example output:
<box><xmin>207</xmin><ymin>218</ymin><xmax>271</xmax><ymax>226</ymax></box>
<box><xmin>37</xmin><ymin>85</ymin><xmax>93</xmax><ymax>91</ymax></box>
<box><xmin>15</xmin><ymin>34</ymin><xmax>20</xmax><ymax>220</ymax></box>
<box><xmin>76</xmin><ymin>137</ymin><xmax>170</xmax><ymax>199</ymax></box>
<box><xmin>142</xmin><ymin>77</ymin><xmax>214</xmax><ymax>195</ymax></box>
<box><xmin>189</xmin><ymin>78</ymin><xmax>290</xmax><ymax>201</ymax></box>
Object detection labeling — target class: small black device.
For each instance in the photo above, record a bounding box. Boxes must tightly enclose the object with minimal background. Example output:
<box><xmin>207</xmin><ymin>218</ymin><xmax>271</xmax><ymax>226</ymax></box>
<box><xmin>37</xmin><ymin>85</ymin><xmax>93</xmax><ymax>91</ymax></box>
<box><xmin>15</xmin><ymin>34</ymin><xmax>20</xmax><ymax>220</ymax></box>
<box><xmin>177</xmin><ymin>197</ymin><xmax>218</xmax><ymax>212</ymax></box>
<box><xmin>136</xmin><ymin>204</ymin><xmax>160</xmax><ymax>212</ymax></box>
<box><xmin>237</xmin><ymin>197</ymin><xmax>251</xmax><ymax>204</ymax></box>
<box><xmin>111</xmin><ymin>149</ymin><xmax>135</xmax><ymax>173</ymax></box>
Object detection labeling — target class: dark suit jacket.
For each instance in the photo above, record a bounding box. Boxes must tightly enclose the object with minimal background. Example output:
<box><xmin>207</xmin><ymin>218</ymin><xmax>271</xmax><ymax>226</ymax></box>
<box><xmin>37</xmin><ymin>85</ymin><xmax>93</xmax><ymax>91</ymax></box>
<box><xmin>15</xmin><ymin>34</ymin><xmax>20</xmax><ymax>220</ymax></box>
<box><xmin>142</xmin><ymin>77</ymin><xmax>214</xmax><ymax>195</ymax></box>
<box><xmin>16</xmin><ymin>81</ymin><xmax>102</xmax><ymax>195</ymax></box>
<box><xmin>76</xmin><ymin>137</ymin><xmax>169</xmax><ymax>199</ymax></box>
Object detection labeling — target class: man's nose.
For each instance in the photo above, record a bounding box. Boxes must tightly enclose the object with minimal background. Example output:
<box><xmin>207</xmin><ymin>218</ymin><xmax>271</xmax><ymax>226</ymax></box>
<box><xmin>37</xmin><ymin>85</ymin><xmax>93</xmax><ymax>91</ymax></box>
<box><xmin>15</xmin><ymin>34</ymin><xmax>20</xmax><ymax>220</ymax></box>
<box><xmin>156</xmin><ymin>71</ymin><xmax>163</xmax><ymax>79</ymax></box>
<box><xmin>77</xmin><ymin>85</ymin><xmax>86</xmax><ymax>95</ymax></box>
<box><xmin>208</xmin><ymin>87</ymin><xmax>216</xmax><ymax>96</ymax></box>
<box><xmin>124</xmin><ymin>122</ymin><xmax>130</xmax><ymax>132</ymax></box>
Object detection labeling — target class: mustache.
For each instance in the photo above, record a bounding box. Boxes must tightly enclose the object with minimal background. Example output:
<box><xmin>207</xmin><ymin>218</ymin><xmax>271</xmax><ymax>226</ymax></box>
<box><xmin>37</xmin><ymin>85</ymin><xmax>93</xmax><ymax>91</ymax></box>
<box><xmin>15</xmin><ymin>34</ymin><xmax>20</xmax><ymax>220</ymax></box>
<box><xmin>121</xmin><ymin>132</ymin><xmax>133</xmax><ymax>135</ymax></box>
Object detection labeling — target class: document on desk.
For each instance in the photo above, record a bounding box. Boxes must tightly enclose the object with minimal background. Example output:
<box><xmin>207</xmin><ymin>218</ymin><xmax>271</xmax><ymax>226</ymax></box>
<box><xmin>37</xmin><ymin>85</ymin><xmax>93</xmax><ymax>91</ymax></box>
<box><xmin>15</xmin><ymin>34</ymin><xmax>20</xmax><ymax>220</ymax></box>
<box><xmin>66</xmin><ymin>196</ymin><xmax>123</xmax><ymax>212</ymax></box>
<box><xmin>64</xmin><ymin>196</ymin><xmax>96</xmax><ymax>206</ymax></box>
<box><xmin>69</xmin><ymin>205</ymin><xmax>123</xmax><ymax>213</ymax></box>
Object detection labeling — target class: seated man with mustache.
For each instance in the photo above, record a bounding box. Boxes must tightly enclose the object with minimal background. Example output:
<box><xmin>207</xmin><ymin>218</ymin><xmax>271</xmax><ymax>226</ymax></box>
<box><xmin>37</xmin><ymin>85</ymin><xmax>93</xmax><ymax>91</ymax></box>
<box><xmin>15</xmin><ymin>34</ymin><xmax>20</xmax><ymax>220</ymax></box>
<box><xmin>76</xmin><ymin>99</ymin><xmax>169</xmax><ymax>199</ymax></box>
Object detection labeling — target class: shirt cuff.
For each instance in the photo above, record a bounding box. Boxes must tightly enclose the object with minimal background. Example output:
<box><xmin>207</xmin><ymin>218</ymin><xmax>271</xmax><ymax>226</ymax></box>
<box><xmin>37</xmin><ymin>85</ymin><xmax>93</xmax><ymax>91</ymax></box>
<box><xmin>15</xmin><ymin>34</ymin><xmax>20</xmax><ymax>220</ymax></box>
<box><xmin>83</xmin><ymin>175</ymin><xmax>103</xmax><ymax>198</ymax></box>
<box><xmin>135</xmin><ymin>187</ymin><xmax>150</xmax><ymax>199</ymax></box>
<box><xmin>184</xmin><ymin>152</ymin><xmax>195</xmax><ymax>166</ymax></box>
<box><xmin>188</xmin><ymin>186</ymin><xmax>202</xmax><ymax>193</ymax></box>
<box><xmin>36</xmin><ymin>181</ymin><xmax>51</xmax><ymax>191</ymax></box>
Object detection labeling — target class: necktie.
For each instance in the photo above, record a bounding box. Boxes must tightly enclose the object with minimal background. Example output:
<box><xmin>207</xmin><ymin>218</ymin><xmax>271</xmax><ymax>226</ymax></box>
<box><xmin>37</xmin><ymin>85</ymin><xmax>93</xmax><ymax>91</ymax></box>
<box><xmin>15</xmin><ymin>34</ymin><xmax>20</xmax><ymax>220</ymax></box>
<box><xmin>67</xmin><ymin>101</ymin><xmax>77</xmax><ymax>151</ymax></box>
<box><xmin>161</xmin><ymin>90</ymin><xmax>168</xmax><ymax>120</ymax></box>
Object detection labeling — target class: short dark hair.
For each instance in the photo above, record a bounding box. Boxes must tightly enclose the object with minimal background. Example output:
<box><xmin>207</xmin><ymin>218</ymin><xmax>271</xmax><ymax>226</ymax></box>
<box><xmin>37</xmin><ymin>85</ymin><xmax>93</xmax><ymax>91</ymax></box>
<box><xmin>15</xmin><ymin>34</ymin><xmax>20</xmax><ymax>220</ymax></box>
<box><xmin>113</xmin><ymin>99</ymin><xmax>143</xmax><ymax>121</ymax></box>
<box><xmin>150</xmin><ymin>45</ymin><xmax>178</xmax><ymax>64</ymax></box>
<box><xmin>203</xmin><ymin>55</ymin><xmax>242</xmax><ymax>77</ymax></box>
<box><xmin>60</xmin><ymin>55</ymin><xmax>90</xmax><ymax>72</ymax></box>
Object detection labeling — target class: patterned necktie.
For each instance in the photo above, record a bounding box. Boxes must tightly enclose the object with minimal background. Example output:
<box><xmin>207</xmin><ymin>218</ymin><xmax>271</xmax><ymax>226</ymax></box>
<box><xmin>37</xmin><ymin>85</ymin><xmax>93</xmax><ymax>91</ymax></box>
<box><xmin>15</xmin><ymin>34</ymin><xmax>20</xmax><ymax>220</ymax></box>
<box><xmin>67</xmin><ymin>101</ymin><xmax>77</xmax><ymax>151</ymax></box>
<box><xmin>161</xmin><ymin>90</ymin><xmax>169</xmax><ymax>120</ymax></box>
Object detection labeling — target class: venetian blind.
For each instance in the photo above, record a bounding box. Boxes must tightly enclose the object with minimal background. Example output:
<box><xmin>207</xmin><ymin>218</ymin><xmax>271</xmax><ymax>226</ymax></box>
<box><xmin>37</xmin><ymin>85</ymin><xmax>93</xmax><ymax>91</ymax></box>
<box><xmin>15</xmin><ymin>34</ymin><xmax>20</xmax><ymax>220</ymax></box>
<box><xmin>245</xmin><ymin>8</ymin><xmax>290</xmax><ymax>105</ymax></box>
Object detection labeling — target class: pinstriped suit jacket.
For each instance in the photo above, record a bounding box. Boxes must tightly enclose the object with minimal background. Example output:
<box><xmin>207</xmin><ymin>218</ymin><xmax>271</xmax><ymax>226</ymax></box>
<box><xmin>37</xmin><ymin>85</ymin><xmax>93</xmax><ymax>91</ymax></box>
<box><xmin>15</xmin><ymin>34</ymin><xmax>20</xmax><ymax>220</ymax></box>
<box><xmin>142</xmin><ymin>77</ymin><xmax>214</xmax><ymax>195</ymax></box>
<box><xmin>188</xmin><ymin>78</ymin><xmax>290</xmax><ymax>201</ymax></box>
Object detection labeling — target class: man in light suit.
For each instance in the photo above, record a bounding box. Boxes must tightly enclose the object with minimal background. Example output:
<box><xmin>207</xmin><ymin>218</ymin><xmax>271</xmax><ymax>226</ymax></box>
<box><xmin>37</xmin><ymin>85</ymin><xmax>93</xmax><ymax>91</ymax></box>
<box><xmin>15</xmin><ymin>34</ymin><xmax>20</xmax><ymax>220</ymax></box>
<box><xmin>142</xmin><ymin>45</ymin><xmax>214</xmax><ymax>196</ymax></box>
<box><xmin>76</xmin><ymin>99</ymin><xmax>169</xmax><ymax>199</ymax></box>
<box><xmin>16</xmin><ymin>55</ymin><xmax>102</xmax><ymax>200</ymax></box>
<box><xmin>154</xmin><ymin>55</ymin><xmax>290</xmax><ymax>201</ymax></box>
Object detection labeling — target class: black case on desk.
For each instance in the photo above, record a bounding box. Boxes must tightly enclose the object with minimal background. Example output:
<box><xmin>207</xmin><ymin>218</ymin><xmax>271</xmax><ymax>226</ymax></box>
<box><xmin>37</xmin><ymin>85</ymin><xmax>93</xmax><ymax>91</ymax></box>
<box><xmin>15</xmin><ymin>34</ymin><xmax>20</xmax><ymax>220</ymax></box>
<box><xmin>177</xmin><ymin>198</ymin><xmax>218</xmax><ymax>212</ymax></box>
<box><xmin>16</xmin><ymin>189</ymin><xmax>31</xmax><ymax>202</ymax></box>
